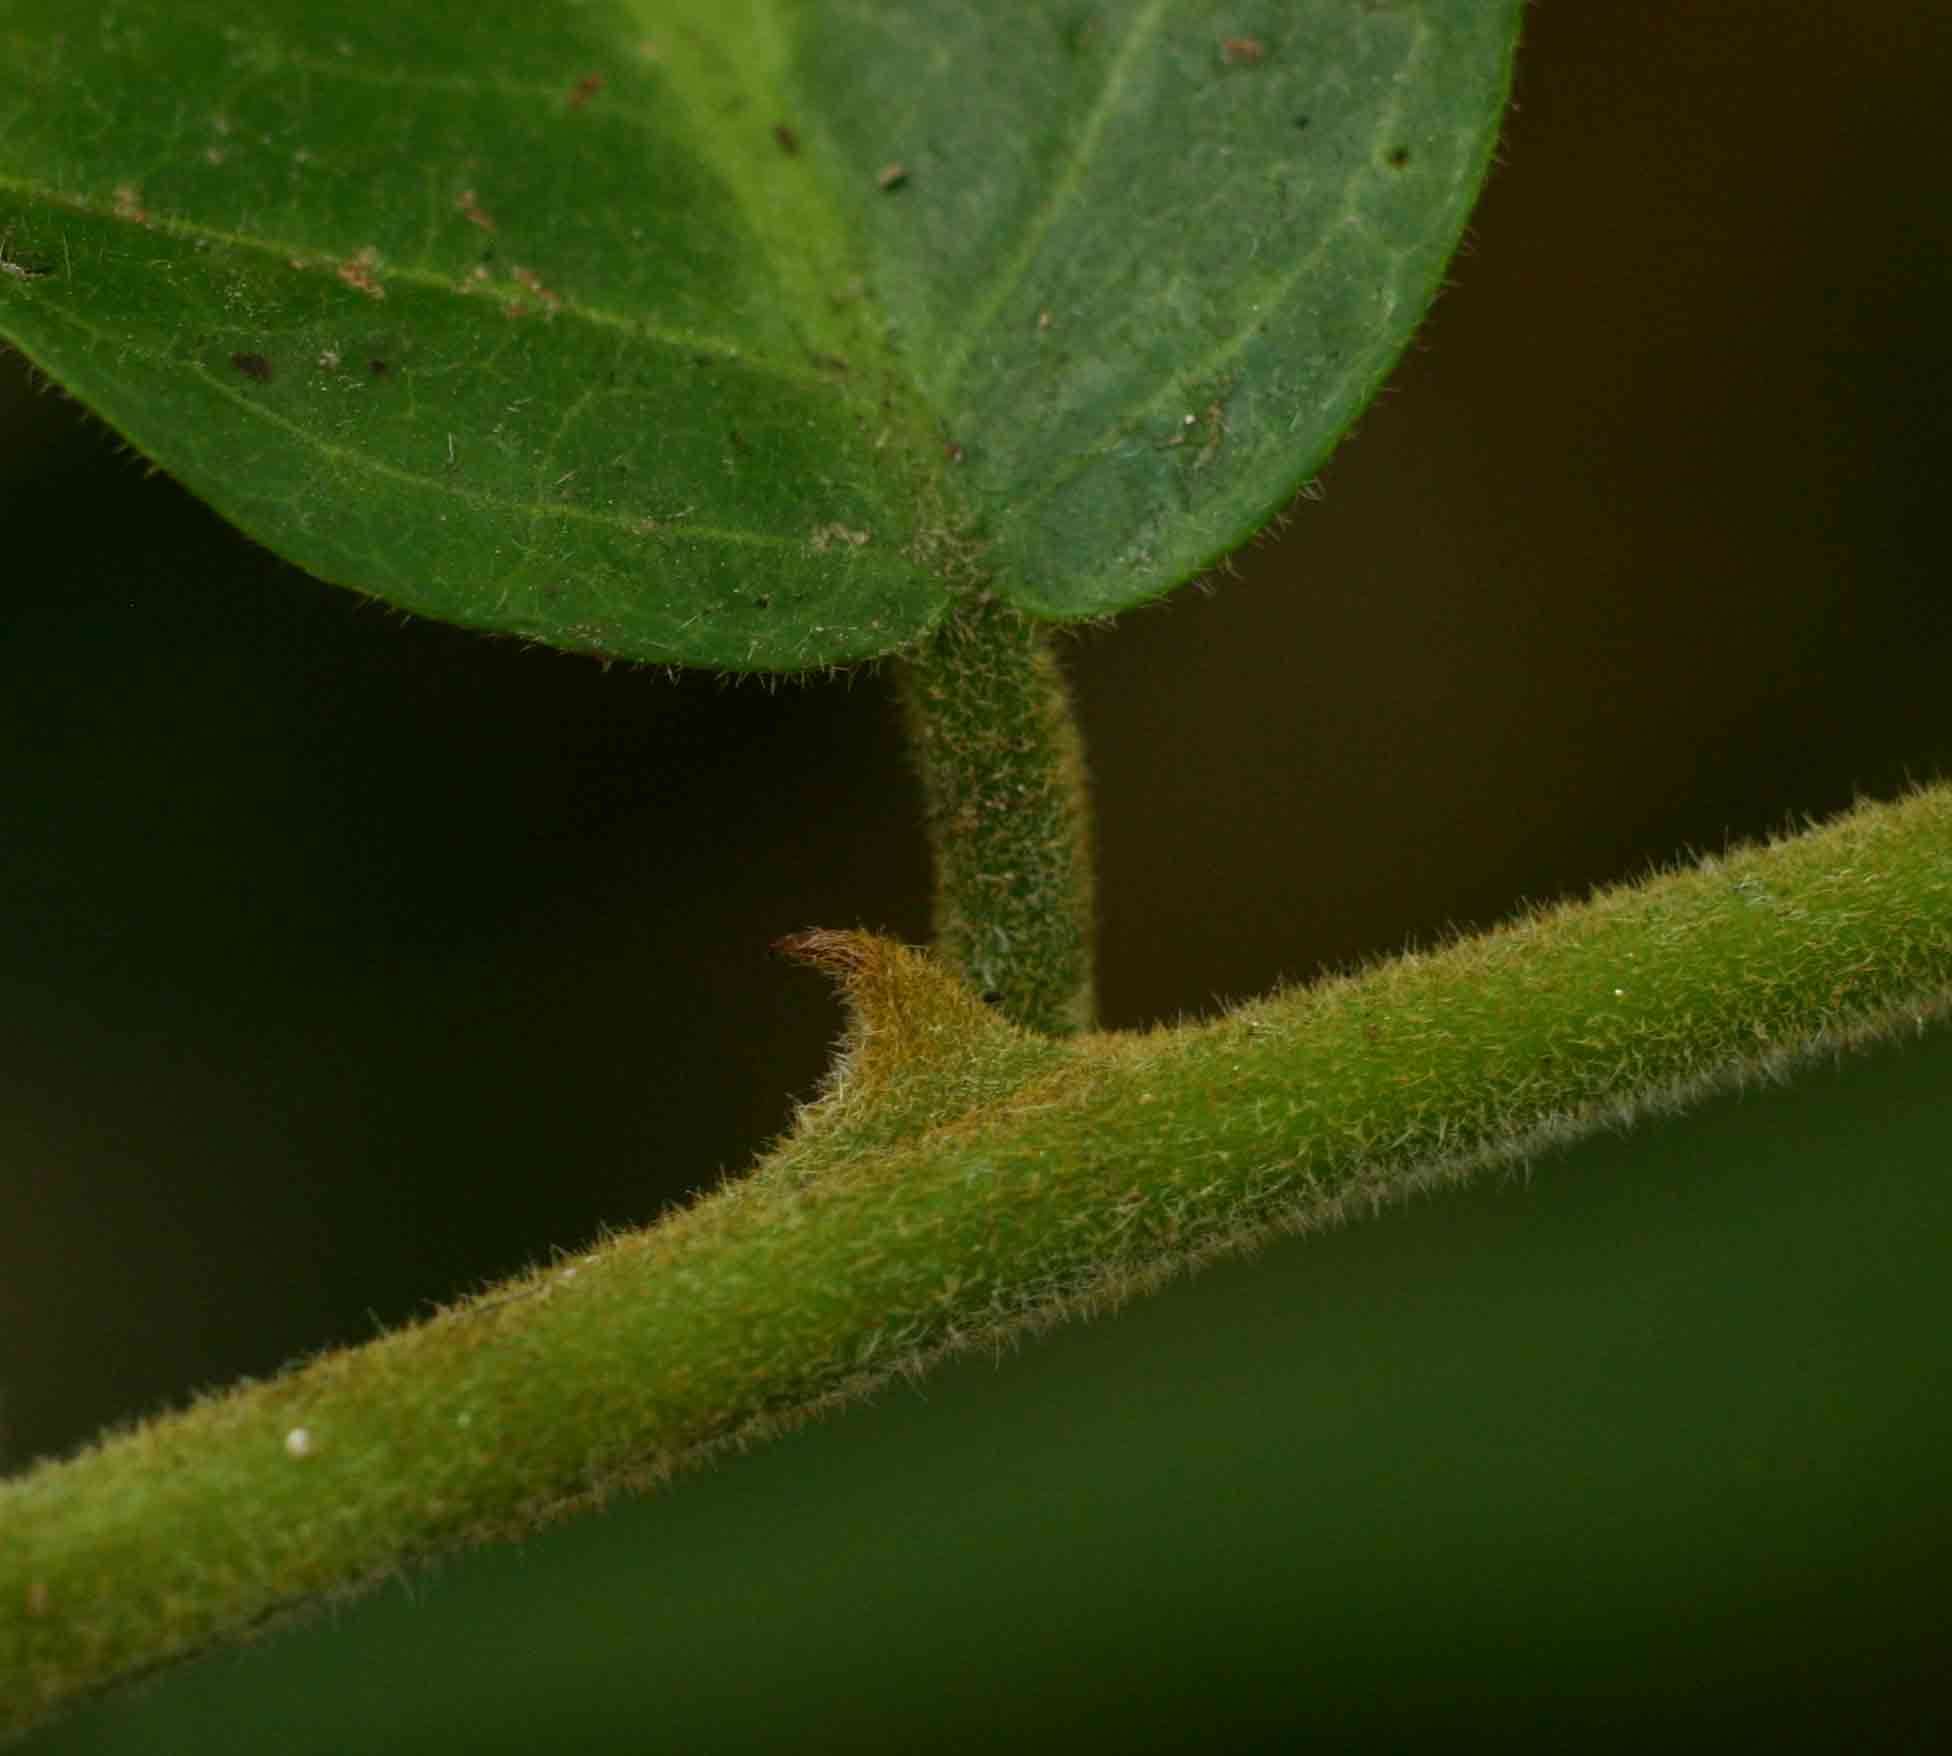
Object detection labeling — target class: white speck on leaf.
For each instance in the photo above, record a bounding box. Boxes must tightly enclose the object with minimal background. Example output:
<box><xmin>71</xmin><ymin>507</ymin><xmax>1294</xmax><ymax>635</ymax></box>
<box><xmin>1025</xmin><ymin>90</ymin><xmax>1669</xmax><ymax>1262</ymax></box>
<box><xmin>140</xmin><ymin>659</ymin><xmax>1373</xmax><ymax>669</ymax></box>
<box><xmin>284</xmin><ymin>1427</ymin><xmax>315</xmax><ymax>1459</ymax></box>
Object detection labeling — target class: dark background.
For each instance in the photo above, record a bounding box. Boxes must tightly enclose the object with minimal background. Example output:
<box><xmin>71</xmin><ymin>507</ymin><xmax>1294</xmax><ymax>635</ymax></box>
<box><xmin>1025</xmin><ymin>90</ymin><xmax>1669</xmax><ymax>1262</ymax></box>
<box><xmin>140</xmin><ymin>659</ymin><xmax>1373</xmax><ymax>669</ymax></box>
<box><xmin>4</xmin><ymin>2</ymin><xmax>1950</xmax><ymax>1746</ymax></box>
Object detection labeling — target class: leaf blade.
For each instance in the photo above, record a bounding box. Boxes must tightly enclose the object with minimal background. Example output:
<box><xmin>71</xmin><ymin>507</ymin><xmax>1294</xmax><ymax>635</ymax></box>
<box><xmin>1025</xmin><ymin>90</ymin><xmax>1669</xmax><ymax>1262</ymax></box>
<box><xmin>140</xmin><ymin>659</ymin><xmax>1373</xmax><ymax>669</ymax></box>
<box><xmin>0</xmin><ymin>0</ymin><xmax>1520</xmax><ymax>668</ymax></box>
<box><xmin>794</xmin><ymin>0</ymin><xmax>1521</xmax><ymax>615</ymax></box>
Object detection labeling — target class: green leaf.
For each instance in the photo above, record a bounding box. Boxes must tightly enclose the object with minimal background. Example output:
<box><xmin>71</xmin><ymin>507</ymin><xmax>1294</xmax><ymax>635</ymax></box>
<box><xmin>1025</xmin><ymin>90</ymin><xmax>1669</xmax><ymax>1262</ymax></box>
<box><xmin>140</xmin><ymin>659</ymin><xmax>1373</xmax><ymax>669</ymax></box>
<box><xmin>0</xmin><ymin>2</ymin><xmax>1518</xmax><ymax>670</ymax></box>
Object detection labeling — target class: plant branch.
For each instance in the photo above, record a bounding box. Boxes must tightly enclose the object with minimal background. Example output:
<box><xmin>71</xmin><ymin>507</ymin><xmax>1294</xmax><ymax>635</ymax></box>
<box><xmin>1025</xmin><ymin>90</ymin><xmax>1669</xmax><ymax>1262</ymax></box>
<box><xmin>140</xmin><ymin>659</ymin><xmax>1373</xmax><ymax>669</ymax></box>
<box><xmin>5</xmin><ymin>783</ymin><xmax>1951</xmax><ymax>1740</ymax></box>
<box><xmin>894</xmin><ymin>593</ymin><xmax>1096</xmax><ymax>1035</ymax></box>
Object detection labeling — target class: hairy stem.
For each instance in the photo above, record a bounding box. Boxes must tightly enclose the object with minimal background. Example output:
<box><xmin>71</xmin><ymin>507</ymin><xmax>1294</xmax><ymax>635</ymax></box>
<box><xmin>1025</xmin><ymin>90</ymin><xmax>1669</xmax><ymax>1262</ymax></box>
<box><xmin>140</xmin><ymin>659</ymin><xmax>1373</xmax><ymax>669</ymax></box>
<box><xmin>894</xmin><ymin>593</ymin><xmax>1095</xmax><ymax>1035</ymax></box>
<box><xmin>4</xmin><ymin>783</ymin><xmax>1950</xmax><ymax>1740</ymax></box>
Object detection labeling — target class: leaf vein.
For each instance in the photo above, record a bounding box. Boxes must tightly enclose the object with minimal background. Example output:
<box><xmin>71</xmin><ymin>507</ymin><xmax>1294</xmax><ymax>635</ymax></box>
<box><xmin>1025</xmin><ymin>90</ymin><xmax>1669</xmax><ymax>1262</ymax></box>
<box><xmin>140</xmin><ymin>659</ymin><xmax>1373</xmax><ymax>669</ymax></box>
<box><xmin>1008</xmin><ymin>16</ymin><xmax>1436</xmax><ymax>531</ymax></box>
<box><xmin>931</xmin><ymin>0</ymin><xmax>1174</xmax><ymax>407</ymax></box>
<box><xmin>0</xmin><ymin>173</ymin><xmax>829</xmax><ymax>390</ymax></box>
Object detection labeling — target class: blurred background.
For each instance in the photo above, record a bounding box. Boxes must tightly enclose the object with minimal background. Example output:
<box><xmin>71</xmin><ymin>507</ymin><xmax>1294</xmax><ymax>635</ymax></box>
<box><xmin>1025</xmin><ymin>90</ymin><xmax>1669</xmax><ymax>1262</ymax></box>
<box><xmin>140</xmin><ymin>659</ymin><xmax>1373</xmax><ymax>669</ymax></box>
<box><xmin>5</xmin><ymin>1</ymin><xmax>1950</xmax><ymax>1747</ymax></box>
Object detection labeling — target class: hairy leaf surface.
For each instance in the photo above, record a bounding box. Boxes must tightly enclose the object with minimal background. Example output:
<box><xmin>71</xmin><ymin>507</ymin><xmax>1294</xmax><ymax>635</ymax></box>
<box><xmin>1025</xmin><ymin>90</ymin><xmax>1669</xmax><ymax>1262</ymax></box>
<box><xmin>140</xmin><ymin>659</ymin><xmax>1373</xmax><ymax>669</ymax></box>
<box><xmin>0</xmin><ymin>2</ymin><xmax>1518</xmax><ymax>668</ymax></box>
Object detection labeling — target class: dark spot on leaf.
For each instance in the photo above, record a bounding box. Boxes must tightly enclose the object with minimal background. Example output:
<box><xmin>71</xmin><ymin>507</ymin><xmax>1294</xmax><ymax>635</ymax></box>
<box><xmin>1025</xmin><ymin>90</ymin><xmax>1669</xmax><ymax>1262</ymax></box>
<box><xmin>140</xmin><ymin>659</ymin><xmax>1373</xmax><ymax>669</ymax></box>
<box><xmin>754</xmin><ymin>594</ymin><xmax>772</xmax><ymax>609</ymax></box>
<box><xmin>875</xmin><ymin>162</ymin><xmax>908</xmax><ymax>192</ymax></box>
<box><xmin>980</xmin><ymin>991</ymin><xmax>1004</xmax><ymax>1007</ymax></box>
<box><xmin>1387</xmin><ymin>145</ymin><xmax>1411</xmax><ymax>168</ymax></box>
<box><xmin>1294</xmin><ymin>115</ymin><xmax>1311</xmax><ymax>130</ymax></box>
<box><xmin>230</xmin><ymin>352</ymin><xmax>273</xmax><ymax>383</ymax></box>
<box><xmin>1062</xmin><ymin>18</ymin><xmax>1102</xmax><ymax>55</ymax></box>
<box><xmin>368</xmin><ymin>358</ymin><xmax>391</xmax><ymax>377</ymax></box>
<box><xmin>1221</xmin><ymin>36</ymin><xmax>1265</xmax><ymax>66</ymax></box>
<box><xmin>567</xmin><ymin>72</ymin><xmax>604</xmax><ymax>110</ymax></box>
<box><xmin>773</xmin><ymin>123</ymin><xmax>799</xmax><ymax>155</ymax></box>
<box><xmin>944</xmin><ymin>441</ymin><xmax>965</xmax><ymax>463</ymax></box>
<box><xmin>729</xmin><ymin>428</ymin><xmax>749</xmax><ymax>452</ymax></box>
<box><xmin>811</xmin><ymin>352</ymin><xmax>849</xmax><ymax>375</ymax></box>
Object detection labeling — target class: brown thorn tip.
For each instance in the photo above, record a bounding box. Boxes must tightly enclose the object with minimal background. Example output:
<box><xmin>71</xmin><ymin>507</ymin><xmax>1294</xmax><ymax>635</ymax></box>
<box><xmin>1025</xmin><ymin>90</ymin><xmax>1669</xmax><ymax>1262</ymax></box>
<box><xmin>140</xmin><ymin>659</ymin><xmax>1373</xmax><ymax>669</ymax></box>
<box><xmin>773</xmin><ymin>928</ymin><xmax>876</xmax><ymax>975</ymax></box>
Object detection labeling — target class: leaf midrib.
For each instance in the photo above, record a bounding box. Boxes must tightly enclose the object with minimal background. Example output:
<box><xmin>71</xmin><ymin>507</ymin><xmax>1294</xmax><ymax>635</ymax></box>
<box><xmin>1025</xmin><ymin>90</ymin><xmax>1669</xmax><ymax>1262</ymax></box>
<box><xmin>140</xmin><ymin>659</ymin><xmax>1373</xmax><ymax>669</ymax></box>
<box><xmin>640</xmin><ymin>0</ymin><xmax>966</xmax><ymax>571</ymax></box>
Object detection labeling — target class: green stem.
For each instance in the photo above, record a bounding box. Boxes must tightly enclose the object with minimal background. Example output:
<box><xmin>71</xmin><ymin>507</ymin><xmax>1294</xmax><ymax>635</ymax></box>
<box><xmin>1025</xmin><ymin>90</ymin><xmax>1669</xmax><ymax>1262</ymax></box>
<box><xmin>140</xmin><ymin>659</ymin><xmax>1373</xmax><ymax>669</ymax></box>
<box><xmin>6</xmin><ymin>784</ymin><xmax>1950</xmax><ymax>1739</ymax></box>
<box><xmin>894</xmin><ymin>593</ymin><xmax>1095</xmax><ymax>1035</ymax></box>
